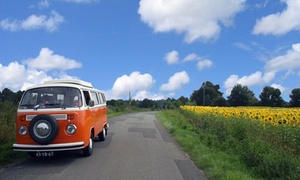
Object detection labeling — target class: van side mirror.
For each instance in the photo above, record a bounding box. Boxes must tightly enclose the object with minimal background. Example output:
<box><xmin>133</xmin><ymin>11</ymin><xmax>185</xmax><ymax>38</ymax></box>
<box><xmin>89</xmin><ymin>100</ymin><xmax>94</xmax><ymax>107</ymax></box>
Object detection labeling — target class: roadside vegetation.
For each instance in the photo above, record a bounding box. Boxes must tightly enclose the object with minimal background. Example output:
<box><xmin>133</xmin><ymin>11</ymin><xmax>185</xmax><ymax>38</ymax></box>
<box><xmin>157</xmin><ymin>109</ymin><xmax>300</xmax><ymax>180</ymax></box>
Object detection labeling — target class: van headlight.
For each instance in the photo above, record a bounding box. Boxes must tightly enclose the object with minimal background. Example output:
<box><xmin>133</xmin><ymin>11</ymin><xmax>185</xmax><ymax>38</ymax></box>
<box><xmin>66</xmin><ymin>124</ymin><xmax>77</xmax><ymax>135</ymax></box>
<box><xmin>18</xmin><ymin>125</ymin><xmax>28</xmax><ymax>135</ymax></box>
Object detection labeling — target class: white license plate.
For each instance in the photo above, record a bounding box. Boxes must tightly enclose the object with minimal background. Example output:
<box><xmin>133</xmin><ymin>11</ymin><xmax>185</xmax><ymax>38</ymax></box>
<box><xmin>35</xmin><ymin>151</ymin><xmax>54</xmax><ymax>157</ymax></box>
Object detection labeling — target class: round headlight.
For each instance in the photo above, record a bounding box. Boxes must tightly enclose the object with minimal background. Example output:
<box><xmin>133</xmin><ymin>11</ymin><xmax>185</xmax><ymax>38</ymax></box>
<box><xmin>66</xmin><ymin>124</ymin><xmax>77</xmax><ymax>135</ymax></box>
<box><xmin>18</xmin><ymin>125</ymin><xmax>28</xmax><ymax>135</ymax></box>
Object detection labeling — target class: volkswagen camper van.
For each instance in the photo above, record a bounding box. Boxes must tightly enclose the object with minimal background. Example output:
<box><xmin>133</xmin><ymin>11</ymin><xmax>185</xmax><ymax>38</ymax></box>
<box><xmin>13</xmin><ymin>79</ymin><xmax>108</xmax><ymax>157</ymax></box>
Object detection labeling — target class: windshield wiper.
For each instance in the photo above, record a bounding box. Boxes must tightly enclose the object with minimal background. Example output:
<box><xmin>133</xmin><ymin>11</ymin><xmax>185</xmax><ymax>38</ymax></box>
<box><xmin>34</xmin><ymin>104</ymin><xmax>40</xmax><ymax>110</ymax></box>
<box><xmin>19</xmin><ymin>104</ymin><xmax>35</xmax><ymax>109</ymax></box>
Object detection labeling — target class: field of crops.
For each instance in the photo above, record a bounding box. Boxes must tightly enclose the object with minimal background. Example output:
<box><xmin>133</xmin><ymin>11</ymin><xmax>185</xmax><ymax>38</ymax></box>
<box><xmin>181</xmin><ymin>105</ymin><xmax>300</xmax><ymax>127</ymax></box>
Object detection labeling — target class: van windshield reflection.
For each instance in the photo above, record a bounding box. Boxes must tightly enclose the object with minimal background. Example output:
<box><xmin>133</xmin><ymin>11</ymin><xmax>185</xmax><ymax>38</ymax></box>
<box><xmin>19</xmin><ymin>87</ymin><xmax>83</xmax><ymax>109</ymax></box>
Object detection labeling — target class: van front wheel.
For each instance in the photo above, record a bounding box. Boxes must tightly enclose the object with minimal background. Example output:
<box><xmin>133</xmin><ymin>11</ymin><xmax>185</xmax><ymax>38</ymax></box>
<box><xmin>82</xmin><ymin>133</ymin><xmax>94</xmax><ymax>157</ymax></box>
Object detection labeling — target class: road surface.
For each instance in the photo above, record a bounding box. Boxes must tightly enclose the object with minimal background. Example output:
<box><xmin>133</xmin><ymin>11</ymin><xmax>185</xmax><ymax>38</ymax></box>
<box><xmin>0</xmin><ymin>112</ymin><xmax>205</xmax><ymax>180</ymax></box>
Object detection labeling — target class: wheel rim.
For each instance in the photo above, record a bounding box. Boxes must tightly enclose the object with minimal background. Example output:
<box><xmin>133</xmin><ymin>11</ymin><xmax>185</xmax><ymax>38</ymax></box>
<box><xmin>103</xmin><ymin>128</ymin><xmax>106</xmax><ymax>138</ymax></box>
<box><xmin>89</xmin><ymin>137</ymin><xmax>93</xmax><ymax>149</ymax></box>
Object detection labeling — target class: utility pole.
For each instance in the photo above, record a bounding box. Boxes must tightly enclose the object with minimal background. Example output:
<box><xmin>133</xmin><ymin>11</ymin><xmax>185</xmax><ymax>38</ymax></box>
<box><xmin>203</xmin><ymin>82</ymin><xmax>206</xmax><ymax>106</ymax></box>
<box><xmin>129</xmin><ymin>91</ymin><xmax>131</xmax><ymax>110</ymax></box>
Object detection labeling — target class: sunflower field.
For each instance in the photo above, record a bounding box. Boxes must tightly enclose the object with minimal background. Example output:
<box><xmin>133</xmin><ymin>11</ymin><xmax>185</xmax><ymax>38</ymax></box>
<box><xmin>178</xmin><ymin>106</ymin><xmax>300</xmax><ymax>179</ymax></box>
<box><xmin>181</xmin><ymin>105</ymin><xmax>300</xmax><ymax>127</ymax></box>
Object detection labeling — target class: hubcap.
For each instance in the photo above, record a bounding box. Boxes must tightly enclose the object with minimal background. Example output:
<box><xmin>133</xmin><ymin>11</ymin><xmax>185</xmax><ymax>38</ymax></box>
<box><xmin>34</xmin><ymin>120</ymin><xmax>51</xmax><ymax>138</ymax></box>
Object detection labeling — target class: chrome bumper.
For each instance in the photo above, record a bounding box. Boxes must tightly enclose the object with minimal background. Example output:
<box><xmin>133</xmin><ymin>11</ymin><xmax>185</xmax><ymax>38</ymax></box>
<box><xmin>13</xmin><ymin>142</ymin><xmax>84</xmax><ymax>152</ymax></box>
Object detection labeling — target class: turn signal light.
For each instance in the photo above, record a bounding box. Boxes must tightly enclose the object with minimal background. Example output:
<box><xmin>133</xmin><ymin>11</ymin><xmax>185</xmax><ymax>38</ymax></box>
<box><xmin>67</xmin><ymin>114</ymin><xmax>74</xmax><ymax>120</ymax></box>
<box><xmin>20</xmin><ymin>115</ymin><xmax>26</xmax><ymax>121</ymax></box>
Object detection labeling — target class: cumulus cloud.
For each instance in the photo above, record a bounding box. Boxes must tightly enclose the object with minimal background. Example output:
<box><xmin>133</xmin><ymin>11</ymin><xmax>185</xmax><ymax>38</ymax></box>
<box><xmin>25</xmin><ymin>47</ymin><xmax>82</xmax><ymax>71</ymax></box>
<box><xmin>271</xmin><ymin>83</ymin><xmax>286</xmax><ymax>93</ymax></box>
<box><xmin>160</xmin><ymin>71</ymin><xmax>190</xmax><ymax>91</ymax></box>
<box><xmin>183</xmin><ymin>53</ymin><xmax>213</xmax><ymax>70</ymax></box>
<box><xmin>264</xmin><ymin>43</ymin><xmax>300</xmax><ymax>73</ymax></box>
<box><xmin>138</xmin><ymin>0</ymin><xmax>246</xmax><ymax>43</ymax></box>
<box><xmin>224</xmin><ymin>72</ymin><xmax>265</xmax><ymax>95</ymax></box>
<box><xmin>108</xmin><ymin>72</ymin><xmax>155</xmax><ymax>99</ymax></box>
<box><xmin>0</xmin><ymin>62</ymin><xmax>26</xmax><ymax>91</ymax></box>
<box><xmin>164</xmin><ymin>50</ymin><xmax>179</xmax><ymax>65</ymax></box>
<box><xmin>253</xmin><ymin>0</ymin><xmax>300</xmax><ymax>35</ymax></box>
<box><xmin>197</xmin><ymin>59</ymin><xmax>213</xmax><ymax>70</ymax></box>
<box><xmin>0</xmin><ymin>11</ymin><xmax>64</xmax><ymax>32</ymax></box>
<box><xmin>183</xmin><ymin>53</ymin><xmax>201</xmax><ymax>62</ymax></box>
<box><xmin>0</xmin><ymin>48</ymin><xmax>82</xmax><ymax>92</ymax></box>
<box><xmin>224</xmin><ymin>43</ymin><xmax>300</xmax><ymax>95</ymax></box>
<box><xmin>133</xmin><ymin>90</ymin><xmax>164</xmax><ymax>100</ymax></box>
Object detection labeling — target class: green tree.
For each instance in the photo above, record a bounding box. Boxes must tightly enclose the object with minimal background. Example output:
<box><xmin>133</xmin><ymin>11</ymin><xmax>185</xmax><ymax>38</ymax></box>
<box><xmin>190</xmin><ymin>81</ymin><xmax>225</xmax><ymax>106</ymax></box>
<box><xmin>139</xmin><ymin>98</ymin><xmax>153</xmax><ymax>108</ymax></box>
<box><xmin>289</xmin><ymin>88</ymin><xmax>300</xmax><ymax>107</ymax></box>
<box><xmin>227</xmin><ymin>84</ymin><xmax>258</xmax><ymax>106</ymax></box>
<box><xmin>177</xmin><ymin>96</ymin><xmax>189</xmax><ymax>106</ymax></box>
<box><xmin>164</xmin><ymin>98</ymin><xmax>177</xmax><ymax>109</ymax></box>
<box><xmin>259</xmin><ymin>86</ymin><xmax>285</xmax><ymax>107</ymax></box>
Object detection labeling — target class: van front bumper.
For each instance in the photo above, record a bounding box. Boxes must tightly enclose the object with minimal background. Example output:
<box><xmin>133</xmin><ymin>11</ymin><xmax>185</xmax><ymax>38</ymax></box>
<box><xmin>13</xmin><ymin>142</ymin><xmax>84</xmax><ymax>152</ymax></box>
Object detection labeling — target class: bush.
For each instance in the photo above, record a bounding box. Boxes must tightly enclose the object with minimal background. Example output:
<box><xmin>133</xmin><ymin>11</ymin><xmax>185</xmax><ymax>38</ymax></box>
<box><xmin>0</xmin><ymin>101</ymin><xmax>17</xmax><ymax>144</ymax></box>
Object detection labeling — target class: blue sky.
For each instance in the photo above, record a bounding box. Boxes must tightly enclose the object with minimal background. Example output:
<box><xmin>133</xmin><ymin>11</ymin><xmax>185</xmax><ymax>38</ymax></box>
<box><xmin>1</xmin><ymin>0</ymin><xmax>300</xmax><ymax>101</ymax></box>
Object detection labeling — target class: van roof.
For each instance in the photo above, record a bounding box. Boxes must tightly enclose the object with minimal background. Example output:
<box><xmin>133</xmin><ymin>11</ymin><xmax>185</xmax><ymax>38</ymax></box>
<box><xmin>44</xmin><ymin>79</ymin><xmax>93</xmax><ymax>88</ymax></box>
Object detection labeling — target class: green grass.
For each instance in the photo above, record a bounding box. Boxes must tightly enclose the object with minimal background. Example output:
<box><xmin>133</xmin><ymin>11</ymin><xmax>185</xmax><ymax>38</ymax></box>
<box><xmin>157</xmin><ymin>110</ymin><xmax>300</xmax><ymax>179</ymax></box>
<box><xmin>0</xmin><ymin>142</ymin><xmax>27</xmax><ymax>167</ymax></box>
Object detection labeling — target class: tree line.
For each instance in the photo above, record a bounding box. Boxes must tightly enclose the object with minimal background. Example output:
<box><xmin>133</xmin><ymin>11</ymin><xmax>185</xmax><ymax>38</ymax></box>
<box><xmin>1</xmin><ymin>81</ymin><xmax>300</xmax><ymax>110</ymax></box>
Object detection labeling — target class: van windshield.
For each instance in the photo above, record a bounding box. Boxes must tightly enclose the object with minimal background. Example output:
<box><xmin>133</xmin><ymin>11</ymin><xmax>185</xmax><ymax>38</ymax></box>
<box><xmin>19</xmin><ymin>87</ymin><xmax>83</xmax><ymax>109</ymax></box>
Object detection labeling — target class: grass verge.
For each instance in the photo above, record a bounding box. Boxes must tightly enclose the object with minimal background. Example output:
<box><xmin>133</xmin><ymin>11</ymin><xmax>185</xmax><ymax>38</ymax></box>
<box><xmin>0</xmin><ymin>142</ymin><xmax>27</xmax><ymax>167</ymax></box>
<box><xmin>157</xmin><ymin>110</ymin><xmax>262</xmax><ymax>180</ymax></box>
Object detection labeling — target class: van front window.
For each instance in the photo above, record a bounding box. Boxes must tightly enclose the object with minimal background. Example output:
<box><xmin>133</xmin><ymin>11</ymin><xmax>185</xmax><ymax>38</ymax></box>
<box><xmin>19</xmin><ymin>87</ymin><xmax>82</xmax><ymax>109</ymax></box>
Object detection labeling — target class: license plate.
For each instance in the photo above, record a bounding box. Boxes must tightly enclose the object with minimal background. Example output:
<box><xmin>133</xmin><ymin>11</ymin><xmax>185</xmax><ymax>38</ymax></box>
<box><xmin>35</xmin><ymin>151</ymin><xmax>54</xmax><ymax>157</ymax></box>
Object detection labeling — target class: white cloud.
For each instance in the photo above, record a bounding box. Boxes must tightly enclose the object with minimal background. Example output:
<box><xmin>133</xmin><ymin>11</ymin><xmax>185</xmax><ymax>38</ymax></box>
<box><xmin>0</xmin><ymin>11</ymin><xmax>64</xmax><ymax>32</ymax></box>
<box><xmin>183</xmin><ymin>53</ymin><xmax>201</xmax><ymax>62</ymax></box>
<box><xmin>108</xmin><ymin>71</ymin><xmax>155</xmax><ymax>99</ymax></box>
<box><xmin>38</xmin><ymin>0</ymin><xmax>50</xmax><ymax>8</ymax></box>
<box><xmin>0</xmin><ymin>62</ymin><xmax>78</xmax><ymax>92</ymax></box>
<box><xmin>265</xmin><ymin>43</ymin><xmax>300</xmax><ymax>73</ymax></box>
<box><xmin>271</xmin><ymin>83</ymin><xmax>286</xmax><ymax>93</ymax></box>
<box><xmin>224</xmin><ymin>43</ymin><xmax>300</xmax><ymax>95</ymax></box>
<box><xmin>164</xmin><ymin>50</ymin><xmax>179</xmax><ymax>65</ymax></box>
<box><xmin>133</xmin><ymin>90</ymin><xmax>164</xmax><ymax>100</ymax></box>
<box><xmin>183</xmin><ymin>53</ymin><xmax>213</xmax><ymax>70</ymax></box>
<box><xmin>160</xmin><ymin>71</ymin><xmax>190</xmax><ymax>91</ymax></box>
<box><xmin>62</xmin><ymin>0</ymin><xmax>99</xmax><ymax>3</ymax></box>
<box><xmin>234</xmin><ymin>42</ymin><xmax>252</xmax><ymax>51</ymax></box>
<box><xmin>253</xmin><ymin>0</ymin><xmax>300</xmax><ymax>35</ymax></box>
<box><xmin>25</xmin><ymin>48</ymin><xmax>82</xmax><ymax>71</ymax></box>
<box><xmin>0</xmin><ymin>62</ymin><xmax>26</xmax><ymax>91</ymax></box>
<box><xmin>138</xmin><ymin>0</ymin><xmax>246</xmax><ymax>43</ymax></box>
<box><xmin>224</xmin><ymin>71</ymin><xmax>268</xmax><ymax>95</ymax></box>
<box><xmin>197</xmin><ymin>59</ymin><xmax>213</xmax><ymax>70</ymax></box>
<box><xmin>0</xmin><ymin>48</ymin><xmax>82</xmax><ymax>92</ymax></box>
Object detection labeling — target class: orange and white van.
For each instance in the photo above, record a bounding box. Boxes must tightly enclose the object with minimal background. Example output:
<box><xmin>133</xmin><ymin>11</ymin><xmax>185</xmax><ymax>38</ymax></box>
<box><xmin>13</xmin><ymin>79</ymin><xmax>108</xmax><ymax>157</ymax></box>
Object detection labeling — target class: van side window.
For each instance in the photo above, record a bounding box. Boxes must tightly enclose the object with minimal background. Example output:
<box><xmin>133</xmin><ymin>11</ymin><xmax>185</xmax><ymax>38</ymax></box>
<box><xmin>101</xmin><ymin>93</ymin><xmax>106</xmax><ymax>103</ymax></box>
<box><xmin>90</xmin><ymin>92</ymin><xmax>99</xmax><ymax>105</ymax></box>
<box><xmin>98</xmin><ymin>92</ymin><xmax>103</xmax><ymax>104</ymax></box>
<box><xmin>83</xmin><ymin>91</ymin><xmax>90</xmax><ymax>106</ymax></box>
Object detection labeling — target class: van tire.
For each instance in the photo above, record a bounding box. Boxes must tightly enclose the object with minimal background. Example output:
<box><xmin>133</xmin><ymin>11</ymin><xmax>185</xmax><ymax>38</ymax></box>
<box><xmin>83</xmin><ymin>133</ymin><xmax>94</xmax><ymax>157</ymax></box>
<box><xmin>98</xmin><ymin>128</ymin><xmax>106</xmax><ymax>141</ymax></box>
<box><xmin>29</xmin><ymin>114</ymin><xmax>59</xmax><ymax>145</ymax></box>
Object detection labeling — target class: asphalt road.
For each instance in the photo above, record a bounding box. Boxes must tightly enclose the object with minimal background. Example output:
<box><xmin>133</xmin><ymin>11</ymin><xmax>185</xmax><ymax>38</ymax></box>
<box><xmin>0</xmin><ymin>112</ymin><xmax>205</xmax><ymax>180</ymax></box>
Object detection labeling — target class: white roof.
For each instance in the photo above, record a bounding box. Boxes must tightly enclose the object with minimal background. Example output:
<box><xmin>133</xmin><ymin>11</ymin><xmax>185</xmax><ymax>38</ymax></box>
<box><xmin>44</xmin><ymin>79</ymin><xmax>93</xmax><ymax>88</ymax></box>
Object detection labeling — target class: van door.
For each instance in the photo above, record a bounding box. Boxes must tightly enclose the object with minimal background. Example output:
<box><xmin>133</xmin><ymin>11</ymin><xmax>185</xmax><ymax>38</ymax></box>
<box><xmin>90</xmin><ymin>91</ymin><xmax>102</xmax><ymax>135</ymax></box>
